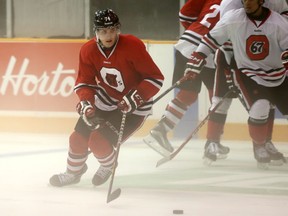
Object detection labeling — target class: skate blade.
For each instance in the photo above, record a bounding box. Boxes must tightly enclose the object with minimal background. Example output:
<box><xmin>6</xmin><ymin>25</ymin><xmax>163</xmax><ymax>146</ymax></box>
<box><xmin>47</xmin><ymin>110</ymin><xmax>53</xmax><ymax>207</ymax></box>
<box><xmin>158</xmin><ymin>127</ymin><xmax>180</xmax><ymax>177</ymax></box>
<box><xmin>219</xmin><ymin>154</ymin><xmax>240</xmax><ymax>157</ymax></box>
<box><xmin>269</xmin><ymin>159</ymin><xmax>284</xmax><ymax>166</ymax></box>
<box><xmin>143</xmin><ymin>135</ymin><xmax>171</xmax><ymax>157</ymax></box>
<box><xmin>202</xmin><ymin>157</ymin><xmax>214</xmax><ymax>166</ymax></box>
<box><xmin>257</xmin><ymin>162</ymin><xmax>269</xmax><ymax>170</ymax></box>
<box><xmin>216</xmin><ymin>154</ymin><xmax>228</xmax><ymax>160</ymax></box>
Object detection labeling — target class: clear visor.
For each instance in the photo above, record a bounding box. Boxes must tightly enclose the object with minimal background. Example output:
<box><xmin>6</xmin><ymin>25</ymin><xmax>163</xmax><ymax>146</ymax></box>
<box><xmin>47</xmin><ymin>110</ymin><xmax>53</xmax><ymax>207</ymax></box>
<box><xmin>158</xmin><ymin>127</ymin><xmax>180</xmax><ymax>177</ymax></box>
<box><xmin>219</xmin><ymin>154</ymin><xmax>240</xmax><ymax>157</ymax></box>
<box><xmin>95</xmin><ymin>25</ymin><xmax>120</xmax><ymax>37</ymax></box>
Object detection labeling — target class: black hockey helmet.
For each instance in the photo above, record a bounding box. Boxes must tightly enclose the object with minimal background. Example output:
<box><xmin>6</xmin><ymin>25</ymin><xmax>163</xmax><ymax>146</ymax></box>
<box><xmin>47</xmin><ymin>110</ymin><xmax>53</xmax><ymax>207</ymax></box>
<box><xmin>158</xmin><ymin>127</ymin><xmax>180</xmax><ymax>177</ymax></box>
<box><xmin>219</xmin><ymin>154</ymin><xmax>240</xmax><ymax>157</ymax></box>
<box><xmin>94</xmin><ymin>9</ymin><xmax>120</xmax><ymax>30</ymax></box>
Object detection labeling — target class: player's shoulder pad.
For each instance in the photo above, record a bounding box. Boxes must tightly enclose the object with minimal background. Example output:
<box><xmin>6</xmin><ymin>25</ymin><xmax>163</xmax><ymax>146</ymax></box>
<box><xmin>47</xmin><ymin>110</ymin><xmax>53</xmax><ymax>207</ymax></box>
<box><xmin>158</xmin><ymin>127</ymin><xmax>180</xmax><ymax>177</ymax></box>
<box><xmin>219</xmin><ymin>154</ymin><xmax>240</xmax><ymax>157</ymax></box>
<box><xmin>221</xmin><ymin>8</ymin><xmax>245</xmax><ymax>23</ymax></box>
<box><xmin>119</xmin><ymin>34</ymin><xmax>145</xmax><ymax>48</ymax></box>
<box><xmin>80</xmin><ymin>38</ymin><xmax>97</xmax><ymax>53</ymax></box>
<box><xmin>269</xmin><ymin>9</ymin><xmax>288</xmax><ymax>24</ymax></box>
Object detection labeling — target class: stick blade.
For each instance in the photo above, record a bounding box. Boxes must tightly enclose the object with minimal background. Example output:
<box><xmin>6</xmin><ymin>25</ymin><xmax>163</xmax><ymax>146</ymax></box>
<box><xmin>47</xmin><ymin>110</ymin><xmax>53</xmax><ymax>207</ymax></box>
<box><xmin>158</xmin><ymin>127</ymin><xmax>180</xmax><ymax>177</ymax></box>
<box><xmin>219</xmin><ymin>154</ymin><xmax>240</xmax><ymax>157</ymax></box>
<box><xmin>156</xmin><ymin>155</ymin><xmax>173</xmax><ymax>167</ymax></box>
<box><xmin>106</xmin><ymin>188</ymin><xmax>121</xmax><ymax>203</ymax></box>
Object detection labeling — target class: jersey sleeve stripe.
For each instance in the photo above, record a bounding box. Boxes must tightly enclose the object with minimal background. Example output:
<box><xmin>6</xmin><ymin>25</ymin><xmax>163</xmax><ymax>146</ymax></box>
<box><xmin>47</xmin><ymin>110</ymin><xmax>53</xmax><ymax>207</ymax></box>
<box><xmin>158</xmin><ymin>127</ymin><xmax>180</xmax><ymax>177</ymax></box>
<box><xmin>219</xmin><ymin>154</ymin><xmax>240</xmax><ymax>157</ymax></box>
<box><xmin>95</xmin><ymin>86</ymin><xmax>118</xmax><ymax>105</ymax></box>
<box><xmin>280</xmin><ymin>11</ymin><xmax>288</xmax><ymax>19</ymax></box>
<box><xmin>74</xmin><ymin>83</ymin><xmax>97</xmax><ymax>92</ymax></box>
<box><xmin>180</xmin><ymin>31</ymin><xmax>202</xmax><ymax>46</ymax></box>
<box><xmin>179</xmin><ymin>12</ymin><xmax>197</xmax><ymax>23</ymax></box>
<box><xmin>144</xmin><ymin>78</ymin><xmax>163</xmax><ymax>90</ymax></box>
<box><xmin>201</xmin><ymin>34</ymin><xmax>220</xmax><ymax>53</ymax></box>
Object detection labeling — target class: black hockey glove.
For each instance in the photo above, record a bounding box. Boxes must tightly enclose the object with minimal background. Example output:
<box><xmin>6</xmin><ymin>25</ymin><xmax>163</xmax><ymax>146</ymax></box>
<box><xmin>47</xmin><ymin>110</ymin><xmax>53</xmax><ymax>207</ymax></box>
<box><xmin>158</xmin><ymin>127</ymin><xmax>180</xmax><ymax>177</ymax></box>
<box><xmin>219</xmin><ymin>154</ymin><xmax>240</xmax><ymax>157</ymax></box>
<box><xmin>184</xmin><ymin>51</ymin><xmax>206</xmax><ymax>80</ymax></box>
<box><xmin>117</xmin><ymin>89</ymin><xmax>145</xmax><ymax>114</ymax></box>
<box><xmin>76</xmin><ymin>100</ymin><xmax>104</xmax><ymax>129</ymax></box>
<box><xmin>281</xmin><ymin>50</ymin><xmax>288</xmax><ymax>70</ymax></box>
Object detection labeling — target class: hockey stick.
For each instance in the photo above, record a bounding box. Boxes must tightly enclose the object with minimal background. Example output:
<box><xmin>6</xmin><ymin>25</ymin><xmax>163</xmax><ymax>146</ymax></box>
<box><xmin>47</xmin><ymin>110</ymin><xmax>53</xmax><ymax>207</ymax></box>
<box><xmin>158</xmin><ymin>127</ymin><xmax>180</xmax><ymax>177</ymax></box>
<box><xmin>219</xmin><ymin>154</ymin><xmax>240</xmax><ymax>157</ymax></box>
<box><xmin>152</xmin><ymin>75</ymin><xmax>189</xmax><ymax>105</ymax></box>
<box><xmin>106</xmin><ymin>112</ymin><xmax>127</xmax><ymax>203</ymax></box>
<box><xmin>156</xmin><ymin>89</ymin><xmax>235</xmax><ymax>167</ymax></box>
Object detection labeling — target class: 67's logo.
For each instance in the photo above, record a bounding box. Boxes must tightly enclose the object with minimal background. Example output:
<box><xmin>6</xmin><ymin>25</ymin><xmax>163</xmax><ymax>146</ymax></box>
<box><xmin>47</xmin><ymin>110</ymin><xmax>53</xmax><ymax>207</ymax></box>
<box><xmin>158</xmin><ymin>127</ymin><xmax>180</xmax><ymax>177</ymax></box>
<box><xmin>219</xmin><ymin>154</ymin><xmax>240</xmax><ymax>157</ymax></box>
<box><xmin>246</xmin><ymin>35</ymin><xmax>269</xmax><ymax>60</ymax></box>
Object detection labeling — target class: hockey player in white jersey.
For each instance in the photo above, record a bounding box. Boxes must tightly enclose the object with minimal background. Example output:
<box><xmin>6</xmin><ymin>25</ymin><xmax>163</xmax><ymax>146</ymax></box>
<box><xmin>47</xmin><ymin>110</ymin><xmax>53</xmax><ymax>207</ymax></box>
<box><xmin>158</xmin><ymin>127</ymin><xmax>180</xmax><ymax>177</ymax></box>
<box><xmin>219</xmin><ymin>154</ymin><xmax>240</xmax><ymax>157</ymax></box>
<box><xmin>202</xmin><ymin>0</ymin><xmax>288</xmax><ymax>165</ymax></box>
<box><xmin>184</xmin><ymin>0</ymin><xmax>288</xmax><ymax>168</ymax></box>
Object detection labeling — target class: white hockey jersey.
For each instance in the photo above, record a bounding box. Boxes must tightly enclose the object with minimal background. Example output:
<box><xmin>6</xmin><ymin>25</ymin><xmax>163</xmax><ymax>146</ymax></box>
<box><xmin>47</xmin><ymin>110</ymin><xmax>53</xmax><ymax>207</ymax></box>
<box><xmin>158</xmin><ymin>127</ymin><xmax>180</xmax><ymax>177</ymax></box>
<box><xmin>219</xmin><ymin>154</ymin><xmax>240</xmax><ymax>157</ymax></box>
<box><xmin>218</xmin><ymin>0</ymin><xmax>288</xmax><ymax>66</ymax></box>
<box><xmin>197</xmin><ymin>8</ymin><xmax>288</xmax><ymax>87</ymax></box>
<box><xmin>220</xmin><ymin>0</ymin><xmax>288</xmax><ymax>19</ymax></box>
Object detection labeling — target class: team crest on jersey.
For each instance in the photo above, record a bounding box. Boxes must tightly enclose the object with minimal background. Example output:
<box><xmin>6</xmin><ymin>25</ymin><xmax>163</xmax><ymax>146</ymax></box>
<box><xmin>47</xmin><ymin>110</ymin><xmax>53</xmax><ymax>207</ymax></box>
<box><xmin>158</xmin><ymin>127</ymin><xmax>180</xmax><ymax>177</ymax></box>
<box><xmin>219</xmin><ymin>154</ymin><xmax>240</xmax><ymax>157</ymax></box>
<box><xmin>105</xmin><ymin>73</ymin><xmax>118</xmax><ymax>87</ymax></box>
<box><xmin>100</xmin><ymin>67</ymin><xmax>125</xmax><ymax>92</ymax></box>
<box><xmin>246</xmin><ymin>35</ymin><xmax>269</xmax><ymax>60</ymax></box>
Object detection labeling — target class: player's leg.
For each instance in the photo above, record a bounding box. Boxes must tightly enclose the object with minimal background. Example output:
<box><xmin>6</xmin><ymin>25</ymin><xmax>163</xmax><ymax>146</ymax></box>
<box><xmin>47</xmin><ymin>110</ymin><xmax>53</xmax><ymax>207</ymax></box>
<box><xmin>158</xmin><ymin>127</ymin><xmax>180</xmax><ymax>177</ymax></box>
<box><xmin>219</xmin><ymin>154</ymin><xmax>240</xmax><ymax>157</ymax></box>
<box><xmin>204</xmin><ymin>96</ymin><xmax>232</xmax><ymax>164</ymax></box>
<box><xmin>203</xmin><ymin>49</ymin><xmax>233</xmax><ymax>165</ymax></box>
<box><xmin>143</xmin><ymin>50</ymin><xmax>200</xmax><ymax>156</ymax></box>
<box><xmin>235</xmin><ymin>70</ymin><xmax>275</xmax><ymax>169</ymax></box>
<box><xmin>249</xmin><ymin>99</ymin><xmax>273</xmax><ymax>169</ymax></box>
<box><xmin>49</xmin><ymin>118</ymin><xmax>90</xmax><ymax>187</ymax></box>
<box><xmin>89</xmin><ymin>111</ymin><xmax>146</xmax><ymax>186</ymax></box>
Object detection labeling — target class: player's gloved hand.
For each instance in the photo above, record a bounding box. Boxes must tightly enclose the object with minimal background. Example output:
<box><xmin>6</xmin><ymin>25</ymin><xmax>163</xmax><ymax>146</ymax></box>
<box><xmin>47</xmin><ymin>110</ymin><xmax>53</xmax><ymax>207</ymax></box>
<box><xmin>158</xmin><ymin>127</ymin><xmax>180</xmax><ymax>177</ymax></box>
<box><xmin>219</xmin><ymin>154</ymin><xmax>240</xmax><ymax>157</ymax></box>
<box><xmin>117</xmin><ymin>89</ymin><xmax>145</xmax><ymax>114</ymax></box>
<box><xmin>76</xmin><ymin>100</ymin><xmax>104</xmax><ymax>129</ymax></box>
<box><xmin>184</xmin><ymin>51</ymin><xmax>206</xmax><ymax>80</ymax></box>
<box><xmin>281</xmin><ymin>50</ymin><xmax>288</xmax><ymax>70</ymax></box>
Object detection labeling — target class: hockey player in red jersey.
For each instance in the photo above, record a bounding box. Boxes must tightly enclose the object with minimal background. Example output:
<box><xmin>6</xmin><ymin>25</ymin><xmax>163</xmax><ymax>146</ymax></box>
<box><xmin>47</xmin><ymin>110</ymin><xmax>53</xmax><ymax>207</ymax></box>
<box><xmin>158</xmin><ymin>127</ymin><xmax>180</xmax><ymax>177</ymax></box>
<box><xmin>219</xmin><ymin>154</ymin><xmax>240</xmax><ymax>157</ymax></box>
<box><xmin>49</xmin><ymin>9</ymin><xmax>164</xmax><ymax>187</ymax></box>
<box><xmin>143</xmin><ymin>0</ymin><xmax>230</xmax><ymax>160</ymax></box>
<box><xmin>184</xmin><ymin>0</ymin><xmax>288</xmax><ymax>169</ymax></box>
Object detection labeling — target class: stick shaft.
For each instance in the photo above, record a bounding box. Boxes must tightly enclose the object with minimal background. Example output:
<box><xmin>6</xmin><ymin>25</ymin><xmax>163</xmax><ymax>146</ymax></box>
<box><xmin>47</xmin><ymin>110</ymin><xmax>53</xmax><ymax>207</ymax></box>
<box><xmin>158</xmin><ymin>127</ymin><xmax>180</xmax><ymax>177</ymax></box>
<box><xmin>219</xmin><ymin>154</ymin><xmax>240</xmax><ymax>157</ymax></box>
<box><xmin>142</xmin><ymin>76</ymin><xmax>188</xmax><ymax>106</ymax></box>
<box><xmin>156</xmin><ymin>90</ymin><xmax>234</xmax><ymax>167</ymax></box>
<box><xmin>106</xmin><ymin>112</ymin><xmax>127</xmax><ymax>203</ymax></box>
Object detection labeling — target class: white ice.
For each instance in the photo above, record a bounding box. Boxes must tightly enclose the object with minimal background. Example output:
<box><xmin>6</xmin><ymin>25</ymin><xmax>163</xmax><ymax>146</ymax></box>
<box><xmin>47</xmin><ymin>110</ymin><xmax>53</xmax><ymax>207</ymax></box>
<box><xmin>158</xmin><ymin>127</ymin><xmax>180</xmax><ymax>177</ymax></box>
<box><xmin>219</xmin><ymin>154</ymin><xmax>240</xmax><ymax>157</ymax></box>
<box><xmin>1</xmin><ymin>133</ymin><xmax>288</xmax><ymax>216</ymax></box>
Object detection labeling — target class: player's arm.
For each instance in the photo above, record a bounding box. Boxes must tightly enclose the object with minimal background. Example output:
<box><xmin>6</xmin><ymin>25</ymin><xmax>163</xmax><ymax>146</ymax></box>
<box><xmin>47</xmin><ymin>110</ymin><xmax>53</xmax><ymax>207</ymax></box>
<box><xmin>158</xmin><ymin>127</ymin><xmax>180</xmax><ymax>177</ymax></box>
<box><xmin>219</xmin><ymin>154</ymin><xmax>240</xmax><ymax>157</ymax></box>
<box><xmin>134</xmin><ymin>59</ymin><xmax>164</xmax><ymax>102</ymax></box>
<box><xmin>74</xmin><ymin>47</ymin><xmax>102</xmax><ymax>129</ymax></box>
<box><xmin>278</xmin><ymin>0</ymin><xmax>288</xmax><ymax>20</ymax></box>
<box><xmin>179</xmin><ymin>0</ymin><xmax>204</xmax><ymax>29</ymax></box>
<box><xmin>281</xmin><ymin>49</ymin><xmax>288</xmax><ymax>70</ymax></box>
<box><xmin>129</xmin><ymin>39</ymin><xmax>164</xmax><ymax>101</ymax></box>
<box><xmin>183</xmin><ymin>32</ymin><xmax>220</xmax><ymax>80</ymax></box>
<box><xmin>118</xmin><ymin>67</ymin><xmax>164</xmax><ymax>114</ymax></box>
<box><xmin>118</xmin><ymin>39</ymin><xmax>164</xmax><ymax>113</ymax></box>
<box><xmin>184</xmin><ymin>14</ymin><xmax>231</xmax><ymax>81</ymax></box>
<box><xmin>74</xmin><ymin>48</ymin><xmax>97</xmax><ymax>104</ymax></box>
<box><xmin>278</xmin><ymin>16</ymin><xmax>288</xmax><ymax>70</ymax></box>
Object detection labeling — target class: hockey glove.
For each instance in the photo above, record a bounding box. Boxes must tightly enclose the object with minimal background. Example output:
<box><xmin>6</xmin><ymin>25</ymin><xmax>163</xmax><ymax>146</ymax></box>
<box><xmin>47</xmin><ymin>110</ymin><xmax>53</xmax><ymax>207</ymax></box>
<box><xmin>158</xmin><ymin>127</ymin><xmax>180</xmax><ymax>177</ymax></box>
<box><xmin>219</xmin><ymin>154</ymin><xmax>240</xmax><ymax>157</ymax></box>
<box><xmin>117</xmin><ymin>89</ymin><xmax>145</xmax><ymax>114</ymax></box>
<box><xmin>76</xmin><ymin>101</ymin><xmax>104</xmax><ymax>129</ymax></box>
<box><xmin>281</xmin><ymin>50</ymin><xmax>288</xmax><ymax>70</ymax></box>
<box><xmin>184</xmin><ymin>52</ymin><xmax>206</xmax><ymax>80</ymax></box>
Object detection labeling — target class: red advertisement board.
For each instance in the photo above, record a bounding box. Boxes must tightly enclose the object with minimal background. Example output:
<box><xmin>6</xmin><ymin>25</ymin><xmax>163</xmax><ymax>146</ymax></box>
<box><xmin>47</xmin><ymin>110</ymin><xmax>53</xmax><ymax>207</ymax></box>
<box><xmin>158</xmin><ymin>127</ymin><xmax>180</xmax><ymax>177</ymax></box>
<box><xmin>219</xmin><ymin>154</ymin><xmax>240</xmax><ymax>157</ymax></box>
<box><xmin>0</xmin><ymin>39</ymin><xmax>86</xmax><ymax>112</ymax></box>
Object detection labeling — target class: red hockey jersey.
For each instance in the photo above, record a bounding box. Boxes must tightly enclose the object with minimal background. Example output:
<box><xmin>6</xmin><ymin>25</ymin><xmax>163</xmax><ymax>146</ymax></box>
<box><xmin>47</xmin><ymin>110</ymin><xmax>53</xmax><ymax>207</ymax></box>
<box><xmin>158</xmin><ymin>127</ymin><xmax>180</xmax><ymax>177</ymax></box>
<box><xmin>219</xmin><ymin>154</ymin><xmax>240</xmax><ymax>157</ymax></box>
<box><xmin>180</xmin><ymin>0</ymin><xmax>221</xmax><ymax>34</ymax></box>
<box><xmin>176</xmin><ymin>0</ymin><xmax>222</xmax><ymax>65</ymax></box>
<box><xmin>74</xmin><ymin>34</ymin><xmax>164</xmax><ymax>116</ymax></box>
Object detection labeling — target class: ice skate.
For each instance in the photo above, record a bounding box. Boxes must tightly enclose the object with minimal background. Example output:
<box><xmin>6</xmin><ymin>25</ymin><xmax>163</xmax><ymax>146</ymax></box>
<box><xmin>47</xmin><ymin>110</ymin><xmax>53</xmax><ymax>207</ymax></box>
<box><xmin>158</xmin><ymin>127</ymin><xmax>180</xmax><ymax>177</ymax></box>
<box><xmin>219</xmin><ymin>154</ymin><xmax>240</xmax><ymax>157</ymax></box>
<box><xmin>203</xmin><ymin>141</ymin><xmax>230</xmax><ymax>166</ymax></box>
<box><xmin>265</xmin><ymin>141</ymin><xmax>286</xmax><ymax>166</ymax></box>
<box><xmin>92</xmin><ymin>165</ymin><xmax>113</xmax><ymax>186</ymax></box>
<box><xmin>253</xmin><ymin>143</ymin><xmax>270</xmax><ymax>170</ymax></box>
<box><xmin>143</xmin><ymin>123</ymin><xmax>174</xmax><ymax>157</ymax></box>
<box><xmin>217</xmin><ymin>142</ymin><xmax>230</xmax><ymax>159</ymax></box>
<box><xmin>49</xmin><ymin>164</ymin><xmax>88</xmax><ymax>187</ymax></box>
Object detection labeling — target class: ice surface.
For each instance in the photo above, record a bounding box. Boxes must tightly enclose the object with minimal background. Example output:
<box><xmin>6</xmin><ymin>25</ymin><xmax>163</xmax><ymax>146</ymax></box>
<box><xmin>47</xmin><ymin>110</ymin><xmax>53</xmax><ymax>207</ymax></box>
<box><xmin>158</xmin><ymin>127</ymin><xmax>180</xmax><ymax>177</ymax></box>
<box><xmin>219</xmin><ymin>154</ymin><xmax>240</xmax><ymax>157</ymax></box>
<box><xmin>1</xmin><ymin>133</ymin><xmax>288</xmax><ymax>216</ymax></box>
